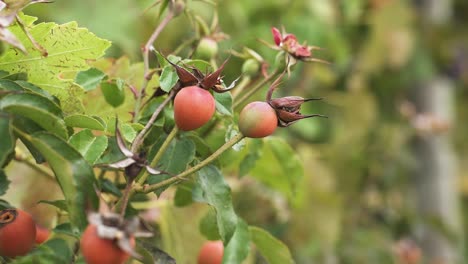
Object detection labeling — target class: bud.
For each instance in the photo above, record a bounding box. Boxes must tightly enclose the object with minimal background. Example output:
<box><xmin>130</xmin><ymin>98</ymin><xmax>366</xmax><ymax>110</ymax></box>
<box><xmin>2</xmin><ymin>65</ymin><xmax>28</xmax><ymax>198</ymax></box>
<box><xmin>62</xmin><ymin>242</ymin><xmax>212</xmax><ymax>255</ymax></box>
<box><xmin>195</xmin><ymin>37</ymin><xmax>218</xmax><ymax>60</ymax></box>
<box><xmin>241</xmin><ymin>58</ymin><xmax>260</xmax><ymax>77</ymax></box>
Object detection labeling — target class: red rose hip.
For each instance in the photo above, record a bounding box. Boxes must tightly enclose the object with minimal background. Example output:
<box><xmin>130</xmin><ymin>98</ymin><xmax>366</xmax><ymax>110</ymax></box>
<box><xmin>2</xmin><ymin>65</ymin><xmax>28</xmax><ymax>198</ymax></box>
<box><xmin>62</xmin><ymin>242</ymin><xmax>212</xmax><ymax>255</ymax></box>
<box><xmin>174</xmin><ymin>86</ymin><xmax>216</xmax><ymax>131</ymax></box>
<box><xmin>197</xmin><ymin>240</ymin><xmax>224</xmax><ymax>264</ymax></box>
<box><xmin>0</xmin><ymin>209</ymin><xmax>36</xmax><ymax>258</ymax></box>
<box><xmin>80</xmin><ymin>224</ymin><xmax>133</xmax><ymax>264</ymax></box>
<box><xmin>238</xmin><ymin>101</ymin><xmax>278</xmax><ymax>138</ymax></box>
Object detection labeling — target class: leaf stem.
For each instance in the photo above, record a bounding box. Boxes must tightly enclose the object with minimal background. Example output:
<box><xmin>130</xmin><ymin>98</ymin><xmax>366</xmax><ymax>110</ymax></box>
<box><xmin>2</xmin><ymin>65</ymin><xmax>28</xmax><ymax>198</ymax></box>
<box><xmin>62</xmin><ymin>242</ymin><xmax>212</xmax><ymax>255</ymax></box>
<box><xmin>133</xmin><ymin>9</ymin><xmax>175</xmax><ymax>122</ymax></box>
<box><xmin>137</xmin><ymin>133</ymin><xmax>245</xmax><ymax>193</ymax></box>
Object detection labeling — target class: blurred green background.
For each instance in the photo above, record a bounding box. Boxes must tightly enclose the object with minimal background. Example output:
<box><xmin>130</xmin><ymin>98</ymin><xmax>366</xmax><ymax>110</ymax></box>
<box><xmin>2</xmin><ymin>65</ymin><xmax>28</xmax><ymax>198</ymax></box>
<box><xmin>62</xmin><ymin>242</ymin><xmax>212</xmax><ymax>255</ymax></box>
<box><xmin>12</xmin><ymin>0</ymin><xmax>468</xmax><ymax>263</ymax></box>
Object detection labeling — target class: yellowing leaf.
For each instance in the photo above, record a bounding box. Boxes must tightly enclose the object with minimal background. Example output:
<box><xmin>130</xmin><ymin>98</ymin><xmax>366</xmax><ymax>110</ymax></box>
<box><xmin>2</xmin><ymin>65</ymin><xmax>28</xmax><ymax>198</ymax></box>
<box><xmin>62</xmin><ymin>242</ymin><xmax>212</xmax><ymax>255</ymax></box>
<box><xmin>0</xmin><ymin>14</ymin><xmax>111</xmax><ymax>114</ymax></box>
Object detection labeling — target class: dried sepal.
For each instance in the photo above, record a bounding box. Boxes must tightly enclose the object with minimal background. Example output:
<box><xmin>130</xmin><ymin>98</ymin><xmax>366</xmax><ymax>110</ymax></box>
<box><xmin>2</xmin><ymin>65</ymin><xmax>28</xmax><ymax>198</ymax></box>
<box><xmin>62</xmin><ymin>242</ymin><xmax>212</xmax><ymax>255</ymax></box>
<box><xmin>87</xmin><ymin>212</ymin><xmax>153</xmax><ymax>260</ymax></box>
<box><xmin>201</xmin><ymin>58</ymin><xmax>228</xmax><ymax>89</ymax></box>
<box><xmin>98</xmin><ymin>119</ymin><xmax>166</xmax><ymax>179</ymax></box>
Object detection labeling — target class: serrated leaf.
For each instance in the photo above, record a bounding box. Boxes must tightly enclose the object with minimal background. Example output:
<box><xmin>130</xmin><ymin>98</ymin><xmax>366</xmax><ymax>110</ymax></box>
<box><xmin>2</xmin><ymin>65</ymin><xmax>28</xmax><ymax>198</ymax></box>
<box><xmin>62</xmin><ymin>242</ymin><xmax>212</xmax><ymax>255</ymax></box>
<box><xmin>16</xmin><ymin>131</ymin><xmax>98</xmax><ymax>230</ymax></box>
<box><xmin>38</xmin><ymin>199</ymin><xmax>67</xmax><ymax>211</ymax></box>
<box><xmin>64</xmin><ymin>114</ymin><xmax>106</xmax><ymax>131</ymax></box>
<box><xmin>196</xmin><ymin>165</ymin><xmax>238</xmax><ymax>243</ymax></box>
<box><xmin>223</xmin><ymin>219</ymin><xmax>250</xmax><ymax>264</ymax></box>
<box><xmin>159</xmin><ymin>65</ymin><xmax>178</xmax><ymax>92</ymax></box>
<box><xmin>75</xmin><ymin>68</ymin><xmax>106</xmax><ymax>91</ymax></box>
<box><xmin>101</xmin><ymin>81</ymin><xmax>125</xmax><ymax>107</ymax></box>
<box><xmin>0</xmin><ymin>170</ymin><xmax>11</xmax><ymax>196</ymax></box>
<box><xmin>214</xmin><ymin>92</ymin><xmax>233</xmax><ymax>116</ymax></box>
<box><xmin>0</xmin><ymin>14</ymin><xmax>111</xmax><ymax>114</ymax></box>
<box><xmin>69</xmin><ymin>129</ymin><xmax>108</xmax><ymax>164</ymax></box>
<box><xmin>0</xmin><ymin>114</ymin><xmax>14</xmax><ymax>167</ymax></box>
<box><xmin>249</xmin><ymin>226</ymin><xmax>295</xmax><ymax>264</ymax></box>
<box><xmin>0</xmin><ymin>92</ymin><xmax>68</xmax><ymax>139</ymax></box>
<box><xmin>250</xmin><ymin>137</ymin><xmax>303</xmax><ymax>202</ymax></box>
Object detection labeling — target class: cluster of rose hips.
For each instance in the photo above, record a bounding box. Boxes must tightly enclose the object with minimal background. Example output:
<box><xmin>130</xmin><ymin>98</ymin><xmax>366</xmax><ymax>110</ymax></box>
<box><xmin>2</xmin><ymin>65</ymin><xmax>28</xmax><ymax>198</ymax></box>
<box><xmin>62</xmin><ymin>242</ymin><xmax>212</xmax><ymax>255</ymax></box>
<box><xmin>0</xmin><ymin>27</ymin><xmax>325</xmax><ymax>263</ymax></box>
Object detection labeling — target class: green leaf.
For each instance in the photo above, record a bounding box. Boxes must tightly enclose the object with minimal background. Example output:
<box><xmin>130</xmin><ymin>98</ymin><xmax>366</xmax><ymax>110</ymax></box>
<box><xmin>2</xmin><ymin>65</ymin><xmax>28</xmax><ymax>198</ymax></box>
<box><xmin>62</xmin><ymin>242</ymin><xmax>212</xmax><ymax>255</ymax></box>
<box><xmin>159</xmin><ymin>65</ymin><xmax>178</xmax><ymax>92</ymax></box>
<box><xmin>0</xmin><ymin>14</ymin><xmax>111</xmax><ymax>113</ymax></box>
<box><xmin>137</xmin><ymin>241</ymin><xmax>176</xmax><ymax>264</ymax></box>
<box><xmin>38</xmin><ymin>199</ymin><xmax>68</xmax><ymax>212</ymax></box>
<box><xmin>69</xmin><ymin>129</ymin><xmax>108</xmax><ymax>164</ymax></box>
<box><xmin>174</xmin><ymin>181</ymin><xmax>194</xmax><ymax>207</ymax></box>
<box><xmin>11</xmin><ymin>116</ymin><xmax>45</xmax><ymax>163</ymax></box>
<box><xmin>0</xmin><ymin>92</ymin><xmax>68</xmax><ymax>139</ymax></box>
<box><xmin>64</xmin><ymin>114</ymin><xmax>106</xmax><ymax>131</ymax></box>
<box><xmin>75</xmin><ymin>68</ymin><xmax>106</xmax><ymax>91</ymax></box>
<box><xmin>214</xmin><ymin>92</ymin><xmax>233</xmax><ymax>116</ymax></box>
<box><xmin>100</xmin><ymin>179</ymin><xmax>122</xmax><ymax>197</ymax></box>
<box><xmin>250</xmin><ymin>137</ymin><xmax>303</xmax><ymax>202</ymax></box>
<box><xmin>0</xmin><ymin>114</ymin><xmax>15</xmax><ymax>167</ymax></box>
<box><xmin>196</xmin><ymin>165</ymin><xmax>238</xmax><ymax>243</ymax></box>
<box><xmin>0</xmin><ymin>79</ymin><xmax>24</xmax><ymax>92</ymax></box>
<box><xmin>15</xmin><ymin>80</ymin><xmax>60</xmax><ymax>105</ymax></box>
<box><xmin>0</xmin><ymin>199</ymin><xmax>12</xmax><ymax>210</ymax></box>
<box><xmin>16</xmin><ymin>131</ymin><xmax>98</xmax><ymax>230</ymax></box>
<box><xmin>239</xmin><ymin>139</ymin><xmax>263</xmax><ymax>177</ymax></box>
<box><xmin>147</xmin><ymin>136</ymin><xmax>196</xmax><ymax>195</ymax></box>
<box><xmin>0</xmin><ymin>71</ymin><xmax>27</xmax><ymax>81</ymax></box>
<box><xmin>223</xmin><ymin>219</ymin><xmax>250</xmax><ymax>264</ymax></box>
<box><xmin>158</xmin><ymin>137</ymin><xmax>196</xmax><ymax>174</ymax></box>
<box><xmin>0</xmin><ymin>170</ymin><xmax>11</xmax><ymax>196</ymax></box>
<box><xmin>249</xmin><ymin>226</ymin><xmax>295</xmax><ymax>264</ymax></box>
<box><xmin>101</xmin><ymin>81</ymin><xmax>125</xmax><ymax>108</ymax></box>
<box><xmin>199</xmin><ymin>207</ymin><xmax>221</xmax><ymax>240</ymax></box>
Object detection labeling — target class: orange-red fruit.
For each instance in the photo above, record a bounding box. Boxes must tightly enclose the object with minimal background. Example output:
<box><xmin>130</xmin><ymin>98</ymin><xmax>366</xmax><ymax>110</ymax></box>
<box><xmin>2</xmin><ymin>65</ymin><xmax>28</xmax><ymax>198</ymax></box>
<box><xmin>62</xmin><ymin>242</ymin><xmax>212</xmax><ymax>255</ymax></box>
<box><xmin>174</xmin><ymin>86</ymin><xmax>216</xmax><ymax>131</ymax></box>
<box><xmin>80</xmin><ymin>224</ymin><xmax>132</xmax><ymax>264</ymax></box>
<box><xmin>238</xmin><ymin>101</ymin><xmax>278</xmax><ymax>138</ymax></box>
<box><xmin>197</xmin><ymin>240</ymin><xmax>224</xmax><ymax>264</ymax></box>
<box><xmin>35</xmin><ymin>225</ymin><xmax>50</xmax><ymax>244</ymax></box>
<box><xmin>0</xmin><ymin>209</ymin><xmax>36</xmax><ymax>258</ymax></box>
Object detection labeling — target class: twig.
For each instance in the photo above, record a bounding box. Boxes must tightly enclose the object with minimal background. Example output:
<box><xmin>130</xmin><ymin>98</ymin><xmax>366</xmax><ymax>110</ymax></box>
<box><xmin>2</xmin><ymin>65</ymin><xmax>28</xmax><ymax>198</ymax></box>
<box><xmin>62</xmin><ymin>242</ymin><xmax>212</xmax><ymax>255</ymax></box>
<box><xmin>130</xmin><ymin>91</ymin><xmax>175</xmax><ymax>153</ymax></box>
<box><xmin>137</xmin><ymin>133</ymin><xmax>245</xmax><ymax>193</ymax></box>
<box><xmin>133</xmin><ymin>9</ymin><xmax>175</xmax><ymax>122</ymax></box>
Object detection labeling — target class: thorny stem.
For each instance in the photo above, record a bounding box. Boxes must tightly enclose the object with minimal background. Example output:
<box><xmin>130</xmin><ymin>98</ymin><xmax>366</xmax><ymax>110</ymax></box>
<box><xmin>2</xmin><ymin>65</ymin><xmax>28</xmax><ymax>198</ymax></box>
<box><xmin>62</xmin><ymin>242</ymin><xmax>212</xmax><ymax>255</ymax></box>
<box><xmin>130</xmin><ymin>91</ymin><xmax>175</xmax><ymax>153</ymax></box>
<box><xmin>137</xmin><ymin>133</ymin><xmax>245</xmax><ymax>193</ymax></box>
<box><xmin>15</xmin><ymin>15</ymin><xmax>48</xmax><ymax>56</ymax></box>
<box><xmin>233</xmin><ymin>70</ymin><xmax>278</xmax><ymax>109</ymax></box>
<box><xmin>133</xmin><ymin>9</ymin><xmax>175</xmax><ymax>122</ymax></box>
